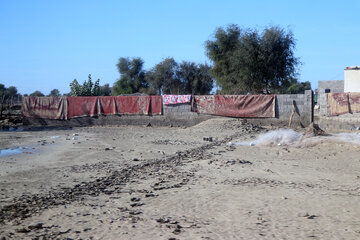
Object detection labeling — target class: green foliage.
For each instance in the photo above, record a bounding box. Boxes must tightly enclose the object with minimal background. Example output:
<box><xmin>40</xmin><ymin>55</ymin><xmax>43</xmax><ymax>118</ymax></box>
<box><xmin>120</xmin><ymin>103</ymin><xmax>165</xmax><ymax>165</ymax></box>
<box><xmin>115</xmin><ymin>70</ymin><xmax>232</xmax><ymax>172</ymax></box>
<box><xmin>286</xmin><ymin>81</ymin><xmax>311</xmax><ymax>94</ymax></box>
<box><xmin>146</xmin><ymin>58</ymin><xmax>182</xmax><ymax>94</ymax></box>
<box><xmin>0</xmin><ymin>84</ymin><xmax>5</xmax><ymax>98</ymax></box>
<box><xmin>48</xmin><ymin>89</ymin><xmax>61</xmax><ymax>96</ymax></box>
<box><xmin>69</xmin><ymin>74</ymin><xmax>101</xmax><ymax>96</ymax></box>
<box><xmin>92</xmin><ymin>78</ymin><xmax>101</xmax><ymax>96</ymax></box>
<box><xmin>112</xmin><ymin>79</ymin><xmax>133</xmax><ymax>95</ymax></box>
<box><xmin>146</xmin><ymin>58</ymin><xmax>214</xmax><ymax>95</ymax></box>
<box><xmin>112</xmin><ymin>57</ymin><xmax>147</xmax><ymax>95</ymax></box>
<box><xmin>0</xmin><ymin>84</ymin><xmax>22</xmax><ymax>101</ymax></box>
<box><xmin>144</xmin><ymin>71</ymin><xmax>158</xmax><ymax>95</ymax></box>
<box><xmin>69</xmin><ymin>79</ymin><xmax>82</xmax><ymax>96</ymax></box>
<box><xmin>206</xmin><ymin>25</ymin><xmax>242</xmax><ymax>94</ymax></box>
<box><xmin>112</xmin><ymin>56</ymin><xmax>214</xmax><ymax>95</ymax></box>
<box><xmin>100</xmin><ymin>84</ymin><xmax>112</xmax><ymax>96</ymax></box>
<box><xmin>178</xmin><ymin>62</ymin><xmax>214</xmax><ymax>95</ymax></box>
<box><xmin>30</xmin><ymin>90</ymin><xmax>45</xmax><ymax>97</ymax></box>
<box><xmin>205</xmin><ymin>24</ymin><xmax>300</xmax><ymax>94</ymax></box>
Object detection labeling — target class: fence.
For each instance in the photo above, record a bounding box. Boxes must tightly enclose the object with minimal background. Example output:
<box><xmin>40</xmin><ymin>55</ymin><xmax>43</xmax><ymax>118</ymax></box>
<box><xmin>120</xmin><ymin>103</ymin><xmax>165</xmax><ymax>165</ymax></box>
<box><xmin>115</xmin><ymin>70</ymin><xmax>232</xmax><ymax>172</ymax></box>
<box><xmin>22</xmin><ymin>96</ymin><xmax>162</xmax><ymax>120</ymax></box>
<box><xmin>316</xmin><ymin>92</ymin><xmax>360</xmax><ymax>130</ymax></box>
<box><xmin>22</xmin><ymin>92</ymin><xmax>314</xmax><ymax>127</ymax></box>
<box><xmin>162</xmin><ymin>91</ymin><xmax>313</xmax><ymax>127</ymax></box>
<box><xmin>318</xmin><ymin>92</ymin><xmax>360</xmax><ymax>117</ymax></box>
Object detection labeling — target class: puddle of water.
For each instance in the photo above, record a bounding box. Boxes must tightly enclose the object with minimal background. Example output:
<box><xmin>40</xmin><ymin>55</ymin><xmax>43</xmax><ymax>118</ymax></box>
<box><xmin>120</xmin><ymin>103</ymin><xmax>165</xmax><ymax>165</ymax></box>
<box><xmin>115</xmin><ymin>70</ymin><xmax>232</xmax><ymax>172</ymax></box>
<box><xmin>0</xmin><ymin>147</ymin><xmax>24</xmax><ymax>157</ymax></box>
<box><xmin>0</xmin><ymin>147</ymin><xmax>33</xmax><ymax>157</ymax></box>
<box><xmin>0</xmin><ymin>127</ymin><xmax>23</xmax><ymax>132</ymax></box>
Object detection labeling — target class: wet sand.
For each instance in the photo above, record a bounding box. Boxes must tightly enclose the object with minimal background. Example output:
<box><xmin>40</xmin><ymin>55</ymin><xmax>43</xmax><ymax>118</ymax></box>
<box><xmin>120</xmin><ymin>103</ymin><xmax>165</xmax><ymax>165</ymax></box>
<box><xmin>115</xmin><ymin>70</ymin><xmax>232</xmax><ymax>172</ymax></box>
<box><xmin>0</xmin><ymin>118</ymin><xmax>360</xmax><ymax>239</ymax></box>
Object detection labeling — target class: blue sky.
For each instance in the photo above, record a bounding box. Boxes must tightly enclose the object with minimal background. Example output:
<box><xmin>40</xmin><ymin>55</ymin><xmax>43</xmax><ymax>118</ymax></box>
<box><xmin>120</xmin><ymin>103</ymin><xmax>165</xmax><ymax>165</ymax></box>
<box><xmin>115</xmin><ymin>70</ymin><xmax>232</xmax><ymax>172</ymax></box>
<box><xmin>0</xmin><ymin>0</ymin><xmax>359</xmax><ymax>95</ymax></box>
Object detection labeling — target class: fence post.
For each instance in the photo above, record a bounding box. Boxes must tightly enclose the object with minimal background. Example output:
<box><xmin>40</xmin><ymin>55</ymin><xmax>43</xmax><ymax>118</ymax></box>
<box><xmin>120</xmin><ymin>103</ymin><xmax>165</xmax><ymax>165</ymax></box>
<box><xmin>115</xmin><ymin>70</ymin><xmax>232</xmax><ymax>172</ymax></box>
<box><xmin>305</xmin><ymin>90</ymin><xmax>314</xmax><ymax>124</ymax></box>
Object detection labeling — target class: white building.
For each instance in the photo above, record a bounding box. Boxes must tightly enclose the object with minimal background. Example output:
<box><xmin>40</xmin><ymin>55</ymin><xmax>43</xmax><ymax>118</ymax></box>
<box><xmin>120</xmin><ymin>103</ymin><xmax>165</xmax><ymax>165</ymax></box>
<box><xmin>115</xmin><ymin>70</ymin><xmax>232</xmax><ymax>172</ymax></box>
<box><xmin>344</xmin><ymin>66</ymin><xmax>360</xmax><ymax>92</ymax></box>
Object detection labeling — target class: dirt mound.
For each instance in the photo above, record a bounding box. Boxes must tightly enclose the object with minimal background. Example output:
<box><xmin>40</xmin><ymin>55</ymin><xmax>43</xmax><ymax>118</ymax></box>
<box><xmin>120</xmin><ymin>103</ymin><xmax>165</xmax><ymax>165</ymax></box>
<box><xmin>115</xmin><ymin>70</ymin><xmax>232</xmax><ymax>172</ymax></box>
<box><xmin>302</xmin><ymin>123</ymin><xmax>329</xmax><ymax>139</ymax></box>
<box><xmin>193</xmin><ymin>118</ymin><xmax>263</xmax><ymax>133</ymax></box>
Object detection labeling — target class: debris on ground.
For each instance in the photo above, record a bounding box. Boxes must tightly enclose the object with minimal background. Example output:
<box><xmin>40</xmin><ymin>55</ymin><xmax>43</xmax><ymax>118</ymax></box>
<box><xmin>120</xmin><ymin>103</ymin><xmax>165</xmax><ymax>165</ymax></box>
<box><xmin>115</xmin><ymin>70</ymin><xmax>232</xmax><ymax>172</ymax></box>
<box><xmin>302</xmin><ymin>123</ymin><xmax>329</xmax><ymax>140</ymax></box>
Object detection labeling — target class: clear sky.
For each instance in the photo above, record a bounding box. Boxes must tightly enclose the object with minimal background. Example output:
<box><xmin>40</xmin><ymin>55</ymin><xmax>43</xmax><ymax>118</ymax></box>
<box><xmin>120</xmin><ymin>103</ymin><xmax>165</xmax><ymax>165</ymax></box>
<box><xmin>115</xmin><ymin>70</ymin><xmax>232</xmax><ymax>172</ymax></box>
<box><xmin>0</xmin><ymin>0</ymin><xmax>359</xmax><ymax>95</ymax></box>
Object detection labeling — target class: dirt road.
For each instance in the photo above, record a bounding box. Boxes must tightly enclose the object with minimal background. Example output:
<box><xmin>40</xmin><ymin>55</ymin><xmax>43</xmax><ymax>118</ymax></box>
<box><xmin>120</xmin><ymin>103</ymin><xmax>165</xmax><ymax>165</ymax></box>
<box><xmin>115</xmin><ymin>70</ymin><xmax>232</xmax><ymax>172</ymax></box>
<box><xmin>0</xmin><ymin>118</ymin><xmax>359</xmax><ymax>239</ymax></box>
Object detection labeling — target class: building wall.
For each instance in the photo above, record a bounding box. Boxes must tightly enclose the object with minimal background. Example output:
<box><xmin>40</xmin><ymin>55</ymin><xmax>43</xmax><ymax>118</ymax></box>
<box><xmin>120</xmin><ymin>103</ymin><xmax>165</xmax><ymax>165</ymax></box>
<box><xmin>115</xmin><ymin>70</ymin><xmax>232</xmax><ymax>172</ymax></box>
<box><xmin>318</xmin><ymin>80</ymin><xmax>344</xmax><ymax>93</ymax></box>
<box><xmin>344</xmin><ymin>69</ymin><xmax>360</xmax><ymax>92</ymax></box>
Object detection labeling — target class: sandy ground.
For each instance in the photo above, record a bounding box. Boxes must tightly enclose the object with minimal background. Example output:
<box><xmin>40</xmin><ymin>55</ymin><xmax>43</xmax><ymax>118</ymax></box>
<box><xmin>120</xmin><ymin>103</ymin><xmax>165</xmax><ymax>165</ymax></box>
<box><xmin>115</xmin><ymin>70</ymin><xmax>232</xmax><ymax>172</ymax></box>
<box><xmin>0</xmin><ymin>118</ymin><xmax>360</xmax><ymax>240</ymax></box>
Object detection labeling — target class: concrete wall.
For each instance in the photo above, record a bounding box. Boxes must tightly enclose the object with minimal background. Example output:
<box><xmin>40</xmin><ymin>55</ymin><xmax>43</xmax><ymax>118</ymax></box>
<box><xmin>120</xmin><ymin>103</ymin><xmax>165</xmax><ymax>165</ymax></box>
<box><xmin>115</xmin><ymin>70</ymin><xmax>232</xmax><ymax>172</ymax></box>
<box><xmin>275</xmin><ymin>90</ymin><xmax>313</xmax><ymax>127</ymax></box>
<box><xmin>344</xmin><ymin>69</ymin><xmax>360</xmax><ymax>92</ymax></box>
<box><xmin>318</xmin><ymin>114</ymin><xmax>360</xmax><ymax>131</ymax></box>
<box><xmin>318</xmin><ymin>80</ymin><xmax>344</xmax><ymax>94</ymax></box>
<box><xmin>24</xmin><ymin>92</ymin><xmax>314</xmax><ymax>128</ymax></box>
<box><xmin>315</xmin><ymin>89</ymin><xmax>360</xmax><ymax>131</ymax></box>
<box><xmin>162</xmin><ymin>103</ymin><xmax>192</xmax><ymax>114</ymax></box>
<box><xmin>23</xmin><ymin>114</ymin><xmax>214</xmax><ymax>128</ymax></box>
<box><xmin>163</xmin><ymin>92</ymin><xmax>314</xmax><ymax>128</ymax></box>
<box><xmin>247</xmin><ymin>90</ymin><xmax>313</xmax><ymax>127</ymax></box>
<box><xmin>318</xmin><ymin>93</ymin><xmax>328</xmax><ymax>116</ymax></box>
<box><xmin>317</xmin><ymin>80</ymin><xmax>344</xmax><ymax>116</ymax></box>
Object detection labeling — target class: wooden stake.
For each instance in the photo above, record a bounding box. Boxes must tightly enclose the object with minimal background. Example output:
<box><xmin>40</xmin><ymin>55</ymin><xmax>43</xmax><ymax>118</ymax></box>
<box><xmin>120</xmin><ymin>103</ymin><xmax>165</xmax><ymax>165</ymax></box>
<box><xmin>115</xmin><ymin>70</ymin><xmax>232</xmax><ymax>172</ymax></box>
<box><xmin>289</xmin><ymin>100</ymin><xmax>295</xmax><ymax>128</ymax></box>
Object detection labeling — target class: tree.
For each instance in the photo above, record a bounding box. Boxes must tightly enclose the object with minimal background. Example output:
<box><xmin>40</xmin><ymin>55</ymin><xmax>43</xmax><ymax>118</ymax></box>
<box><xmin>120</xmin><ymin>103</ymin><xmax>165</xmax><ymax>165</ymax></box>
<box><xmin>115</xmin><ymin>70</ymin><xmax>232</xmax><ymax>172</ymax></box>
<box><xmin>146</xmin><ymin>59</ymin><xmax>214</xmax><ymax>95</ymax></box>
<box><xmin>30</xmin><ymin>90</ymin><xmax>45</xmax><ymax>97</ymax></box>
<box><xmin>206</xmin><ymin>25</ymin><xmax>242</xmax><ymax>94</ymax></box>
<box><xmin>92</xmin><ymin>77</ymin><xmax>101</xmax><ymax>96</ymax></box>
<box><xmin>6</xmin><ymin>86</ymin><xmax>19</xmax><ymax>98</ymax></box>
<box><xmin>0</xmin><ymin>84</ymin><xmax>8</xmax><ymax>117</ymax></box>
<box><xmin>69</xmin><ymin>79</ymin><xmax>82</xmax><ymax>96</ymax></box>
<box><xmin>112</xmin><ymin>57</ymin><xmax>147</xmax><ymax>95</ymax></box>
<box><xmin>178</xmin><ymin>61</ymin><xmax>214</xmax><ymax>95</ymax></box>
<box><xmin>178</xmin><ymin>61</ymin><xmax>196</xmax><ymax>94</ymax></box>
<box><xmin>100</xmin><ymin>84</ymin><xmax>112</xmax><ymax>96</ymax></box>
<box><xmin>205</xmin><ymin>24</ymin><xmax>300</xmax><ymax>94</ymax></box>
<box><xmin>147</xmin><ymin>57</ymin><xmax>182</xmax><ymax>94</ymax></box>
<box><xmin>286</xmin><ymin>81</ymin><xmax>311</xmax><ymax>94</ymax></box>
<box><xmin>0</xmin><ymin>84</ymin><xmax>6</xmax><ymax>99</ymax></box>
<box><xmin>69</xmin><ymin>74</ymin><xmax>101</xmax><ymax>96</ymax></box>
<box><xmin>144</xmin><ymin>71</ymin><xmax>158</xmax><ymax>95</ymax></box>
<box><xmin>48</xmin><ymin>89</ymin><xmax>61</xmax><ymax>96</ymax></box>
<box><xmin>0</xmin><ymin>85</ymin><xmax>21</xmax><ymax>100</ymax></box>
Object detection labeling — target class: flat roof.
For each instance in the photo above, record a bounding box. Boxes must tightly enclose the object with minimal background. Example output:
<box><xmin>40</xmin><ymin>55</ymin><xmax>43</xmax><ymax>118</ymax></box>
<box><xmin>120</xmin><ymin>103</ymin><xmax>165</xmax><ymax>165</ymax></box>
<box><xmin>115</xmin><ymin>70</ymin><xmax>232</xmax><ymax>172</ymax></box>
<box><xmin>345</xmin><ymin>66</ymin><xmax>360</xmax><ymax>70</ymax></box>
